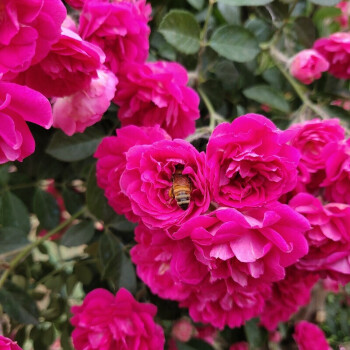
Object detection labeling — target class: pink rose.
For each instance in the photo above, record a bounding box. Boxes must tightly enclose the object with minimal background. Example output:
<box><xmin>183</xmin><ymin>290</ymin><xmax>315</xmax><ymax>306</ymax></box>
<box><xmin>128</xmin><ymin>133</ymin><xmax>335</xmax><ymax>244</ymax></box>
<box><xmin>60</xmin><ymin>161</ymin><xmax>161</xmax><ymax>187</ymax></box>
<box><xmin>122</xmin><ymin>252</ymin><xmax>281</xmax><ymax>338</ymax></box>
<box><xmin>336</xmin><ymin>1</ymin><xmax>350</xmax><ymax>29</ymax></box>
<box><xmin>53</xmin><ymin>67</ymin><xmax>118</xmax><ymax>135</ymax></box>
<box><xmin>71</xmin><ymin>288</ymin><xmax>164</xmax><ymax>350</ymax></box>
<box><xmin>95</xmin><ymin>125</ymin><xmax>171</xmax><ymax>222</ymax></box>
<box><xmin>290</xmin><ymin>193</ymin><xmax>350</xmax><ymax>284</ymax></box>
<box><xmin>290</xmin><ymin>49</ymin><xmax>329</xmax><ymax>84</ymax></box>
<box><xmin>0</xmin><ymin>81</ymin><xmax>52</xmax><ymax>163</ymax></box>
<box><xmin>0</xmin><ymin>336</ymin><xmax>22</xmax><ymax>350</ymax></box>
<box><xmin>314</xmin><ymin>32</ymin><xmax>350</xmax><ymax>80</ymax></box>
<box><xmin>0</xmin><ymin>0</ymin><xmax>66</xmax><ymax>74</ymax></box>
<box><xmin>79</xmin><ymin>0</ymin><xmax>151</xmax><ymax>73</ymax></box>
<box><xmin>174</xmin><ymin>204</ymin><xmax>310</xmax><ymax>287</ymax></box>
<box><xmin>206</xmin><ymin>114</ymin><xmax>300</xmax><ymax>208</ymax></box>
<box><xmin>180</xmin><ymin>277</ymin><xmax>271</xmax><ymax>329</ymax></box>
<box><xmin>293</xmin><ymin>321</ymin><xmax>331</xmax><ymax>350</ymax></box>
<box><xmin>17</xmin><ymin>28</ymin><xmax>105</xmax><ymax>97</ymax></box>
<box><xmin>171</xmin><ymin>318</ymin><xmax>194</xmax><ymax>342</ymax></box>
<box><xmin>290</xmin><ymin>118</ymin><xmax>345</xmax><ymax>173</ymax></box>
<box><xmin>114</xmin><ymin>61</ymin><xmax>200</xmax><ymax>139</ymax></box>
<box><xmin>229</xmin><ymin>342</ymin><xmax>249</xmax><ymax>350</ymax></box>
<box><xmin>321</xmin><ymin>139</ymin><xmax>350</xmax><ymax>204</ymax></box>
<box><xmin>65</xmin><ymin>0</ymin><xmax>85</xmax><ymax>10</ymax></box>
<box><xmin>260</xmin><ymin>267</ymin><xmax>319</xmax><ymax>331</ymax></box>
<box><xmin>120</xmin><ymin>139</ymin><xmax>210</xmax><ymax>229</ymax></box>
<box><xmin>130</xmin><ymin>223</ymin><xmax>191</xmax><ymax>301</ymax></box>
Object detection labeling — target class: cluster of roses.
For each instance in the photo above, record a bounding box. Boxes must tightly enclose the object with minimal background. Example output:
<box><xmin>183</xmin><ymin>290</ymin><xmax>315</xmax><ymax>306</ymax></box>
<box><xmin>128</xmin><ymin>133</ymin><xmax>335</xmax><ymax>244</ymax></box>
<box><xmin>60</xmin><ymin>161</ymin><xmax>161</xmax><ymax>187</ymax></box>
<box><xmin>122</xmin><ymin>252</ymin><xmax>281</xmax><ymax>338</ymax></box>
<box><xmin>290</xmin><ymin>29</ymin><xmax>350</xmax><ymax>84</ymax></box>
<box><xmin>0</xmin><ymin>0</ymin><xmax>199</xmax><ymax>164</ymax></box>
<box><xmin>93</xmin><ymin>110</ymin><xmax>350</xmax><ymax>349</ymax></box>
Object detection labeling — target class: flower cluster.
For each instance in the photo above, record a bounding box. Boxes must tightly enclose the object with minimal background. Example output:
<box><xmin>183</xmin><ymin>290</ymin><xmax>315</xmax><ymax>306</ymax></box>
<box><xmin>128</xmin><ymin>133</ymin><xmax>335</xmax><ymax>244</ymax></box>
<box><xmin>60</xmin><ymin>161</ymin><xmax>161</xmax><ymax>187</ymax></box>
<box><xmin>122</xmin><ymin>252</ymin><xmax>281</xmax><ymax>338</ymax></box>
<box><xmin>290</xmin><ymin>31</ymin><xmax>350</xmax><ymax>83</ymax></box>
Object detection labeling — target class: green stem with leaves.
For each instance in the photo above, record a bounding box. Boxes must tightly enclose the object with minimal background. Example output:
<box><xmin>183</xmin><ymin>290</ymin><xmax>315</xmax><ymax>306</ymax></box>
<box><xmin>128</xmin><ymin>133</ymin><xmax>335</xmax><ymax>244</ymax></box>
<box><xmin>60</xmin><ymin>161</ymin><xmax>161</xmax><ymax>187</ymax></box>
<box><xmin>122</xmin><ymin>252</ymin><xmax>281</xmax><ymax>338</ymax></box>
<box><xmin>0</xmin><ymin>206</ymin><xmax>86</xmax><ymax>290</ymax></box>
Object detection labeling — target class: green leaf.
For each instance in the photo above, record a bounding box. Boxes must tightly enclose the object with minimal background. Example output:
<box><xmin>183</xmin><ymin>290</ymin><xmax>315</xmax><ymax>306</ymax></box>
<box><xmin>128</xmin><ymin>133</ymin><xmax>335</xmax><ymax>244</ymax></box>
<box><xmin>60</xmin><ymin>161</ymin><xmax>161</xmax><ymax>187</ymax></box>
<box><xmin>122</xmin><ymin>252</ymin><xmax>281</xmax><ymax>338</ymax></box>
<box><xmin>209</xmin><ymin>25</ymin><xmax>260</xmax><ymax>62</ymax></box>
<box><xmin>244</xmin><ymin>318</ymin><xmax>267</xmax><ymax>348</ymax></box>
<box><xmin>293</xmin><ymin>17</ymin><xmax>316</xmax><ymax>47</ymax></box>
<box><xmin>33</xmin><ymin>188</ymin><xmax>60</xmax><ymax>230</ymax></box>
<box><xmin>217</xmin><ymin>0</ymin><xmax>274</xmax><ymax>5</ymax></box>
<box><xmin>0</xmin><ymin>192</ymin><xmax>30</xmax><ymax>234</ymax></box>
<box><xmin>98</xmin><ymin>232</ymin><xmax>123</xmax><ymax>283</ymax></box>
<box><xmin>119</xmin><ymin>254</ymin><xmax>137</xmax><ymax>293</ymax></box>
<box><xmin>0</xmin><ymin>283</ymin><xmax>39</xmax><ymax>324</ymax></box>
<box><xmin>46</xmin><ymin>128</ymin><xmax>103</xmax><ymax>162</ymax></box>
<box><xmin>62</xmin><ymin>187</ymin><xmax>84</xmax><ymax>215</ymax></box>
<box><xmin>243</xmin><ymin>84</ymin><xmax>290</xmax><ymax>113</ymax></box>
<box><xmin>217</xmin><ymin>3</ymin><xmax>241</xmax><ymax>25</ymax></box>
<box><xmin>0</xmin><ymin>227</ymin><xmax>29</xmax><ymax>254</ymax></box>
<box><xmin>187</xmin><ymin>0</ymin><xmax>204</xmax><ymax>10</ymax></box>
<box><xmin>61</xmin><ymin>221</ymin><xmax>95</xmax><ymax>247</ymax></box>
<box><xmin>309</xmin><ymin>0</ymin><xmax>341</xmax><ymax>5</ymax></box>
<box><xmin>0</xmin><ymin>164</ymin><xmax>9</xmax><ymax>186</ymax></box>
<box><xmin>159</xmin><ymin>10</ymin><xmax>200</xmax><ymax>54</ymax></box>
<box><xmin>245</xmin><ymin>18</ymin><xmax>273</xmax><ymax>43</ymax></box>
<box><xmin>313</xmin><ymin>6</ymin><xmax>341</xmax><ymax>24</ymax></box>
<box><xmin>86</xmin><ymin>164</ymin><xmax>117</xmax><ymax>223</ymax></box>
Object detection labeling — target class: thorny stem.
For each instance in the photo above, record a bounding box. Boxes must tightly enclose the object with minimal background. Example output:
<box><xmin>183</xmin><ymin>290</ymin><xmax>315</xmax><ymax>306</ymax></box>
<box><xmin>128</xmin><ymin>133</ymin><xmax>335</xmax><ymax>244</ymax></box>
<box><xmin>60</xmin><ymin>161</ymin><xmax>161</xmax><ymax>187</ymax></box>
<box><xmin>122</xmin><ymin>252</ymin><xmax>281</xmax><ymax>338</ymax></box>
<box><xmin>0</xmin><ymin>206</ymin><xmax>86</xmax><ymax>290</ymax></box>
<box><xmin>198</xmin><ymin>88</ymin><xmax>225</xmax><ymax>129</ymax></box>
<box><xmin>269</xmin><ymin>46</ymin><xmax>329</xmax><ymax>120</ymax></box>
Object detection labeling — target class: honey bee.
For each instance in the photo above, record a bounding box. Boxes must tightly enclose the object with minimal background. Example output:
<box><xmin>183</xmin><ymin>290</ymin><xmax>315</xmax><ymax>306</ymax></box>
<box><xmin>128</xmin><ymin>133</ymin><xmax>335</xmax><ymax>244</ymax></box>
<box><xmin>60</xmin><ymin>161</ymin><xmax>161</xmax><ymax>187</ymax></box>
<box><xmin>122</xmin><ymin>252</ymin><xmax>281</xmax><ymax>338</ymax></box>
<box><xmin>169</xmin><ymin>164</ymin><xmax>192</xmax><ymax>210</ymax></box>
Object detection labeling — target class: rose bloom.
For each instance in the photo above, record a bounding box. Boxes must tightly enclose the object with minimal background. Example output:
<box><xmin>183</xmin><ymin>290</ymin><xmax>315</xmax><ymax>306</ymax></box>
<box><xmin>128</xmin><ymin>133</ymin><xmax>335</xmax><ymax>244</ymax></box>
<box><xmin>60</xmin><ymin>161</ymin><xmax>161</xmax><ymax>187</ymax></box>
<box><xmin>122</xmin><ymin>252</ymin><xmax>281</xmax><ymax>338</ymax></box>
<box><xmin>288</xmin><ymin>118</ymin><xmax>345</xmax><ymax>194</ymax></box>
<box><xmin>53</xmin><ymin>67</ymin><xmax>118</xmax><ymax>135</ymax></box>
<box><xmin>95</xmin><ymin>125</ymin><xmax>171</xmax><ymax>222</ymax></box>
<box><xmin>293</xmin><ymin>321</ymin><xmax>331</xmax><ymax>350</ymax></box>
<box><xmin>0</xmin><ymin>81</ymin><xmax>52</xmax><ymax>163</ymax></box>
<box><xmin>229</xmin><ymin>342</ymin><xmax>249</xmax><ymax>350</ymax></box>
<box><xmin>79</xmin><ymin>0</ymin><xmax>151</xmax><ymax>73</ymax></box>
<box><xmin>130</xmin><ymin>223</ymin><xmax>192</xmax><ymax>301</ymax></box>
<box><xmin>173</xmin><ymin>204</ymin><xmax>310</xmax><ymax>287</ymax></box>
<box><xmin>71</xmin><ymin>288</ymin><xmax>165</xmax><ymax>350</ymax></box>
<box><xmin>180</xmin><ymin>277</ymin><xmax>271</xmax><ymax>329</ymax></box>
<box><xmin>17</xmin><ymin>28</ymin><xmax>105</xmax><ymax>97</ymax></box>
<box><xmin>314</xmin><ymin>32</ymin><xmax>350</xmax><ymax>80</ymax></box>
<box><xmin>336</xmin><ymin>1</ymin><xmax>350</xmax><ymax>29</ymax></box>
<box><xmin>289</xmin><ymin>49</ymin><xmax>329</xmax><ymax>84</ymax></box>
<box><xmin>0</xmin><ymin>0</ymin><xmax>66</xmax><ymax>74</ymax></box>
<box><xmin>206</xmin><ymin>114</ymin><xmax>300</xmax><ymax>208</ymax></box>
<box><xmin>290</xmin><ymin>193</ymin><xmax>350</xmax><ymax>284</ymax></box>
<box><xmin>120</xmin><ymin>139</ymin><xmax>210</xmax><ymax>229</ymax></box>
<box><xmin>289</xmin><ymin>118</ymin><xmax>345</xmax><ymax>173</ymax></box>
<box><xmin>260</xmin><ymin>267</ymin><xmax>319</xmax><ymax>331</ymax></box>
<box><xmin>321</xmin><ymin>139</ymin><xmax>350</xmax><ymax>204</ymax></box>
<box><xmin>114</xmin><ymin>61</ymin><xmax>200</xmax><ymax>139</ymax></box>
<box><xmin>0</xmin><ymin>336</ymin><xmax>22</xmax><ymax>350</ymax></box>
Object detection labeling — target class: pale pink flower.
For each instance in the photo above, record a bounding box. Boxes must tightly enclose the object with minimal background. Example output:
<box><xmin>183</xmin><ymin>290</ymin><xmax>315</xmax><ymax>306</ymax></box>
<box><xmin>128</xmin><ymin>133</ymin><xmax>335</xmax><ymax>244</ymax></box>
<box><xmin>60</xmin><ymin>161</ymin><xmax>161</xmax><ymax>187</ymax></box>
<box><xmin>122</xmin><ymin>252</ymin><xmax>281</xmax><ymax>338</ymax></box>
<box><xmin>52</xmin><ymin>67</ymin><xmax>118</xmax><ymax>135</ymax></box>
<box><xmin>293</xmin><ymin>321</ymin><xmax>331</xmax><ymax>350</ymax></box>
<box><xmin>0</xmin><ymin>81</ymin><xmax>52</xmax><ymax>163</ymax></box>
<box><xmin>120</xmin><ymin>139</ymin><xmax>210</xmax><ymax>229</ymax></box>
<box><xmin>171</xmin><ymin>318</ymin><xmax>194</xmax><ymax>342</ymax></box>
<box><xmin>17</xmin><ymin>28</ymin><xmax>105</xmax><ymax>97</ymax></box>
<box><xmin>0</xmin><ymin>0</ymin><xmax>66</xmax><ymax>74</ymax></box>
<box><xmin>260</xmin><ymin>267</ymin><xmax>319</xmax><ymax>330</ymax></box>
<box><xmin>79</xmin><ymin>0</ymin><xmax>151</xmax><ymax>73</ymax></box>
<box><xmin>290</xmin><ymin>49</ymin><xmax>329</xmax><ymax>84</ymax></box>
<box><xmin>71</xmin><ymin>288</ymin><xmax>165</xmax><ymax>350</ymax></box>
<box><xmin>0</xmin><ymin>336</ymin><xmax>22</xmax><ymax>350</ymax></box>
<box><xmin>290</xmin><ymin>193</ymin><xmax>350</xmax><ymax>284</ymax></box>
<box><xmin>95</xmin><ymin>126</ymin><xmax>171</xmax><ymax>222</ymax></box>
<box><xmin>206</xmin><ymin>114</ymin><xmax>300</xmax><ymax>208</ymax></box>
<box><xmin>314</xmin><ymin>32</ymin><xmax>350</xmax><ymax>80</ymax></box>
<box><xmin>114</xmin><ymin>61</ymin><xmax>200</xmax><ymax>139</ymax></box>
<box><xmin>321</xmin><ymin>139</ymin><xmax>350</xmax><ymax>204</ymax></box>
